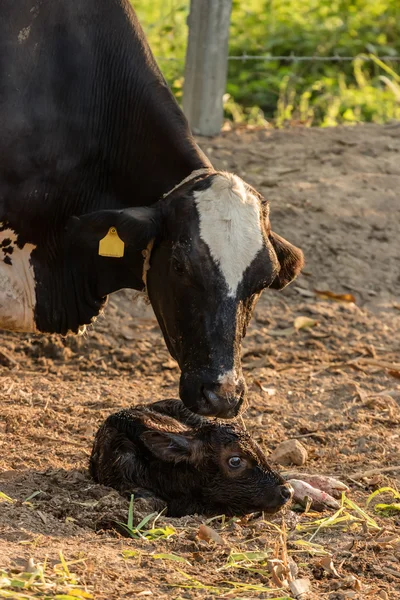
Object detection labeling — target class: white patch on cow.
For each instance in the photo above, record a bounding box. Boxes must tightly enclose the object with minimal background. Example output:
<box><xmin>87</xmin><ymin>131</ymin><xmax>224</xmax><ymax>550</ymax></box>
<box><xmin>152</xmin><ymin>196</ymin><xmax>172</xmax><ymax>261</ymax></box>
<box><xmin>18</xmin><ymin>25</ymin><xmax>31</xmax><ymax>43</ymax></box>
<box><xmin>0</xmin><ymin>229</ymin><xmax>37</xmax><ymax>332</ymax></box>
<box><xmin>18</xmin><ymin>2</ymin><xmax>40</xmax><ymax>44</ymax></box>
<box><xmin>194</xmin><ymin>173</ymin><xmax>264</xmax><ymax>297</ymax></box>
<box><xmin>218</xmin><ymin>369</ymin><xmax>239</xmax><ymax>395</ymax></box>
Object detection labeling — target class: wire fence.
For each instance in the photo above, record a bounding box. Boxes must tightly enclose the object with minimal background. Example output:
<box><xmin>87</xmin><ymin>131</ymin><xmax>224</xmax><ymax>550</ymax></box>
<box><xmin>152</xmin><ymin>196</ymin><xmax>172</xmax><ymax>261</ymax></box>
<box><xmin>157</xmin><ymin>54</ymin><xmax>400</xmax><ymax>62</ymax></box>
<box><xmin>227</xmin><ymin>54</ymin><xmax>400</xmax><ymax>62</ymax></box>
<box><xmin>146</xmin><ymin>2</ymin><xmax>400</xmax><ymax>131</ymax></box>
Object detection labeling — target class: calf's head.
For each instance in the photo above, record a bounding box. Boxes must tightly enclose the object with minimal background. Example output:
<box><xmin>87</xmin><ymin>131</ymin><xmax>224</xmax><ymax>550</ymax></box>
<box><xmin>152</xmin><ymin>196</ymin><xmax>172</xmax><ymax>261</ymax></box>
<box><xmin>141</xmin><ymin>419</ymin><xmax>292</xmax><ymax>516</ymax></box>
<box><xmin>68</xmin><ymin>172</ymin><xmax>303</xmax><ymax>418</ymax></box>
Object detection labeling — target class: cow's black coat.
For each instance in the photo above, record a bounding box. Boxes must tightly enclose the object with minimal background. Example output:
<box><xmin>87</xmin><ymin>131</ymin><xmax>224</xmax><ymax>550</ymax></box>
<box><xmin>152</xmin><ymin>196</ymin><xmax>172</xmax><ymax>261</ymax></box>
<box><xmin>1</xmin><ymin>0</ymin><xmax>208</xmax><ymax>333</ymax></box>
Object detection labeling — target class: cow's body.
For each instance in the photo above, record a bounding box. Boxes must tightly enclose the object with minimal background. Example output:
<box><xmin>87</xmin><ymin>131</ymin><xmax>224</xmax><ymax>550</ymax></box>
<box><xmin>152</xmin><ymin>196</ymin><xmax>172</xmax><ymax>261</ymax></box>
<box><xmin>0</xmin><ymin>0</ymin><xmax>208</xmax><ymax>334</ymax></box>
<box><xmin>0</xmin><ymin>0</ymin><xmax>303</xmax><ymax>418</ymax></box>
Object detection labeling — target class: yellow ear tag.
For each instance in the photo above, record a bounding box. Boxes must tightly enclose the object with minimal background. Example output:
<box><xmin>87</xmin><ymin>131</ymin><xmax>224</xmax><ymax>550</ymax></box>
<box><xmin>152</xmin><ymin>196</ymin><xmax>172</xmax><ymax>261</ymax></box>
<box><xmin>98</xmin><ymin>227</ymin><xmax>125</xmax><ymax>258</ymax></box>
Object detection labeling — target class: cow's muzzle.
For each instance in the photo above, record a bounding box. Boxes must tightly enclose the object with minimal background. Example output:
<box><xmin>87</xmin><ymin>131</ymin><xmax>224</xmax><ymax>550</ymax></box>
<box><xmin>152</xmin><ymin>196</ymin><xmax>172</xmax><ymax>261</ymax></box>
<box><xmin>179</xmin><ymin>370</ymin><xmax>247</xmax><ymax>418</ymax></box>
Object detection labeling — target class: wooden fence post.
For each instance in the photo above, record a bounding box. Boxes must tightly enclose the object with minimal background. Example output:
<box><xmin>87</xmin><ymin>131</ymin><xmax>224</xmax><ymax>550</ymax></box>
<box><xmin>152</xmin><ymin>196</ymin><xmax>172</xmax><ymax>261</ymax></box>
<box><xmin>183</xmin><ymin>0</ymin><xmax>233</xmax><ymax>136</ymax></box>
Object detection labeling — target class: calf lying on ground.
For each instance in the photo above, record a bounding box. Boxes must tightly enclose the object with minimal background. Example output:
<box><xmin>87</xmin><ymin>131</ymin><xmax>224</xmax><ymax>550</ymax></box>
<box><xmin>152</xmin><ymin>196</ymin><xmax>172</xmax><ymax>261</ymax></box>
<box><xmin>90</xmin><ymin>400</ymin><xmax>292</xmax><ymax>517</ymax></box>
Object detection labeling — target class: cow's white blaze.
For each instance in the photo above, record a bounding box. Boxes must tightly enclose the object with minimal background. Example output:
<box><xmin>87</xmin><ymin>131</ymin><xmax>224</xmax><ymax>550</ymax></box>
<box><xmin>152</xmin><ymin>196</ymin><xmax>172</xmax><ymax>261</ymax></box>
<box><xmin>0</xmin><ymin>229</ymin><xmax>37</xmax><ymax>332</ymax></box>
<box><xmin>194</xmin><ymin>173</ymin><xmax>264</xmax><ymax>297</ymax></box>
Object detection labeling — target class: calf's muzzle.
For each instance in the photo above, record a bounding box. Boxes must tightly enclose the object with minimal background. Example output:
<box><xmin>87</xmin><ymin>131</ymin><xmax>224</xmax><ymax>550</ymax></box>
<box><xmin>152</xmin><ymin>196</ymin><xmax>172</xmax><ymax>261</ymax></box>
<box><xmin>261</xmin><ymin>482</ymin><xmax>294</xmax><ymax>514</ymax></box>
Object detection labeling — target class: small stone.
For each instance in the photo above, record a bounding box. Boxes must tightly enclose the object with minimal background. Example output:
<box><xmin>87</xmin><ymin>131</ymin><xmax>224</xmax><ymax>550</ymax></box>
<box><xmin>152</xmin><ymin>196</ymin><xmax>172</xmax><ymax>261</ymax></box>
<box><xmin>289</xmin><ymin>578</ymin><xmax>311</xmax><ymax>596</ymax></box>
<box><xmin>378</xmin><ymin>591</ymin><xmax>389</xmax><ymax>600</ymax></box>
<box><xmin>270</xmin><ymin>439</ymin><xmax>308</xmax><ymax>466</ymax></box>
<box><xmin>356</xmin><ymin>437</ymin><xmax>368</xmax><ymax>452</ymax></box>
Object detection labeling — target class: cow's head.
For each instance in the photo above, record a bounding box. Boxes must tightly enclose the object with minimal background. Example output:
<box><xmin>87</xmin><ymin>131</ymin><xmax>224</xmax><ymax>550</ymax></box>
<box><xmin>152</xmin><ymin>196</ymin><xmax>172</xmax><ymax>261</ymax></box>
<box><xmin>69</xmin><ymin>172</ymin><xmax>303</xmax><ymax>418</ymax></box>
<box><xmin>147</xmin><ymin>172</ymin><xmax>303</xmax><ymax>417</ymax></box>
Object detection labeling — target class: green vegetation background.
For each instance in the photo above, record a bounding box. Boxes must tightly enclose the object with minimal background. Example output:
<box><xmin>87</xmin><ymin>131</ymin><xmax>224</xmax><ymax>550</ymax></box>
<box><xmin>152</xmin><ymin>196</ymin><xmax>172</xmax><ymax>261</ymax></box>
<box><xmin>134</xmin><ymin>0</ymin><xmax>400</xmax><ymax>126</ymax></box>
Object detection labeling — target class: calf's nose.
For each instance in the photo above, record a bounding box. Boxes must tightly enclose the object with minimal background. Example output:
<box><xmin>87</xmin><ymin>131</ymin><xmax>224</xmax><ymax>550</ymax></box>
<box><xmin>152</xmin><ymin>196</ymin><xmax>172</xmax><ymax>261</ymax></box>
<box><xmin>279</xmin><ymin>483</ymin><xmax>293</xmax><ymax>504</ymax></box>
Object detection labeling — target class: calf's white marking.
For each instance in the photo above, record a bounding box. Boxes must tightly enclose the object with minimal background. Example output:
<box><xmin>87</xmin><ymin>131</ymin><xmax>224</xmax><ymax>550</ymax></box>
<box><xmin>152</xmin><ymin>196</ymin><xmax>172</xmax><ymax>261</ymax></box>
<box><xmin>194</xmin><ymin>173</ymin><xmax>263</xmax><ymax>297</ymax></box>
<box><xmin>0</xmin><ymin>229</ymin><xmax>37</xmax><ymax>332</ymax></box>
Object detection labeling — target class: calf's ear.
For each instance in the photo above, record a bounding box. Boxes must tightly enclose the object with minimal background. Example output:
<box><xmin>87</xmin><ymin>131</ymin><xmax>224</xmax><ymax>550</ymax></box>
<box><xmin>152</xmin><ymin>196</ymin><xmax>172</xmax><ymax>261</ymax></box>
<box><xmin>268</xmin><ymin>232</ymin><xmax>304</xmax><ymax>290</ymax></box>
<box><xmin>66</xmin><ymin>206</ymin><xmax>161</xmax><ymax>254</ymax></box>
<box><xmin>140</xmin><ymin>431</ymin><xmax>201</xmax><ymax>464</ymax></box>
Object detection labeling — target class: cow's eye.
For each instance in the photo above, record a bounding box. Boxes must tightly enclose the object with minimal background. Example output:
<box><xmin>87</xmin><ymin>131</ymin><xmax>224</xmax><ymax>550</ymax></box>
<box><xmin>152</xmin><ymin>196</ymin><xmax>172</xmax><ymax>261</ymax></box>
<box><xmin>228</xmin><ymin>456</ymin><xmax>242</xmax><ymax>469</ymax></box>
<box><xmin>172</xmin><ymin>257</ymin><xmax>185</xmax><ymax>275</ymax></box>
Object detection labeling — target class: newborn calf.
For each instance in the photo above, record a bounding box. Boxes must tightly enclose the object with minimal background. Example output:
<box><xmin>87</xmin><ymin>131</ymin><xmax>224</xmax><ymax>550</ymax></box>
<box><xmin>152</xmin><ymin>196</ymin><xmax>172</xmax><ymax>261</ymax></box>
<box><xmin>90</xmin><ymin>400</ymin><xmax>292</xmax><ymax>517</ymax></box>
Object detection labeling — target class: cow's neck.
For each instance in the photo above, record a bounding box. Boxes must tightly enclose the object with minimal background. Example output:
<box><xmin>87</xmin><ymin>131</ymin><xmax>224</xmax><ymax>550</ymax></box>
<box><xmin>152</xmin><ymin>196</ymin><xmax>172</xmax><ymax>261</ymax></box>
<box><xmin>101</xmin><ymin>102</ymin><xmax>210</xmax><ymax>212</ymax></box>
<box><xmin>82</xmin><ymin>6</ymin><xmax>212</xmax><ymax>210</ymax></box>
<box><xmin>32</xmin><ymin>242</ymin><xmax>148</xmax><ymax>335</ymax></box>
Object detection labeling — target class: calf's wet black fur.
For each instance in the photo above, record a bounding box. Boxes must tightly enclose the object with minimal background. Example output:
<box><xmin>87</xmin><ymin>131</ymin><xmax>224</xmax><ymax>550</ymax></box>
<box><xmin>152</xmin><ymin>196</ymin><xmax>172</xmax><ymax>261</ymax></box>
<box><xmin>90</xmin><ymin>400</ymin><xmax>292</xmax><ymax>517</ymax></box>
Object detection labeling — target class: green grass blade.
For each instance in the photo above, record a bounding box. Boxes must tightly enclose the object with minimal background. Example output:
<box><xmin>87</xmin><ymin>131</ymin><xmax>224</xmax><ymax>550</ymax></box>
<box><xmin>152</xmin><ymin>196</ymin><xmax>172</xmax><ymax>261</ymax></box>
<box><xmin>0</xmin><ymin>491</ymin><xmax>13</xmax><ymax>503</ymax></box>
<box><xmin>344</xmin><ymin>497</ymin><xmax>380</xmax><ymax>529</ymax></box>
<box><xmin>23</xmin><ymin>490</ymin><xmax>43</xmax><ymax>503</ymax></box>
<box><xmin>152</xmin><ymin>553</ymin><xmax>189</xmax><ymax>564</ymax></box>
<box><xmin>127</xmin><ymin>494</ymin><xmax>134</xmax><ymax>530</ymax></box>
<box><xmin>136</xmin><ymin>512</ymin><xmax>159</xmax><ymax>532</ymax></box>
<box><xmin>368</xmin><ymin>54</ymin><xmax>400</xmax><ymax>83</ymax></box>
<box><xmin>115</xmin><ymin>521</ymin><xmax>138</xmax><ymax>538</ymax></box>
<box><xmin>122</xmin><ymin>550</ymin><xmax>141</xmax><ymax>559</ymax></box>
<box><xmin>375</xmin><ymin>502</ymin><xmax>400</xmax><ymax>515</ymax></box>
<box><xmin>228</xmin><ymin>551</ymin><xmax>271</xmax><ymax>563</ymax></box>
<box><xmin>366</xmin><ymin>487</ymin><xmax>400</xmax><ymax>506</ymax></box>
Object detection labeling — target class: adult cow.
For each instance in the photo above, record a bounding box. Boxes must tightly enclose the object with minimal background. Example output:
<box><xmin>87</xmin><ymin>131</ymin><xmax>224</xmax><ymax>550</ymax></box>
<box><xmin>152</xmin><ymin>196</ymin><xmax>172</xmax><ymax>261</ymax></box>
<box><xmin>0</xmin><ymin>0</ymin><xmax>303</xmax><ymax>418</ymax></box>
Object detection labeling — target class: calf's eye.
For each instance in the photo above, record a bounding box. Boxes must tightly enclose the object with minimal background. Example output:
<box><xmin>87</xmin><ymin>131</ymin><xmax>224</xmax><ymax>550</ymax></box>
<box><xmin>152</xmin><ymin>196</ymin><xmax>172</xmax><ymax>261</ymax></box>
<box><xmin>228</xmin><ymin>456</ymin><xmax>242</xmax><ymax>469</ymax></box>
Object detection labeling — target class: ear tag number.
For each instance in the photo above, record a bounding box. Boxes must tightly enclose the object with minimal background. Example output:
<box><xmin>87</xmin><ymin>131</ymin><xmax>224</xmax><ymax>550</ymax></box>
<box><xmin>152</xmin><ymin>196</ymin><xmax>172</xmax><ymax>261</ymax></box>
<box><xmin>98</xmin><ymin>227</ymin><xmax>125</xmax><ymax>258</ymax></box>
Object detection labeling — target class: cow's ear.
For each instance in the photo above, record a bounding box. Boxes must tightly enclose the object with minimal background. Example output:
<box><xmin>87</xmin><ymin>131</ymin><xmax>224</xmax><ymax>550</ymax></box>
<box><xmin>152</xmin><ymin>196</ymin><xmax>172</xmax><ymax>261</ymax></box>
<box><xmin>269</xmin><ymin>232</ymin><xmax>304</xmax><ymax>290</ymax></box>
<box><xmin>140</xmin><ymin>431</ymin><xmax>202</xmax><ymax>464</ymax></box>
<box><xmin>66</xmin><ymin>206</ymin><xmax>161</xmax><ymax>253</ymax></box>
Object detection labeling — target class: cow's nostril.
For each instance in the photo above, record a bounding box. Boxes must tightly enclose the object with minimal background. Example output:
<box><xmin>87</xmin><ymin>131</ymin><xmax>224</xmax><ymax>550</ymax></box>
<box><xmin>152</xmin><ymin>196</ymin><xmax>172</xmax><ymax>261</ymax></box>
<box><xmin>200</xmin><ymin>386</ymin><xmax>241</xmax><ymax>418</ymax></box>
<box><xmin>202</xmin><ymin>387</ymin><xmax>220</xmax><ymax>407</ymax></box>
<box><xmin>280</xmin><ymin>484</ymin><xmax>293</xmax><ymax>503</ymax></box>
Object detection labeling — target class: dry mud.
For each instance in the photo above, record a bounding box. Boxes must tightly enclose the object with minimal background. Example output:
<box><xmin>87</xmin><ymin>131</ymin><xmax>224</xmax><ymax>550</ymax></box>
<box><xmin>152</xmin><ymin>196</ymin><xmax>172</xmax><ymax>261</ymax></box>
<box><xmin>0</xmin><ymin>123</ymin><xmax>399</xmax><ymax>599</ymax></box>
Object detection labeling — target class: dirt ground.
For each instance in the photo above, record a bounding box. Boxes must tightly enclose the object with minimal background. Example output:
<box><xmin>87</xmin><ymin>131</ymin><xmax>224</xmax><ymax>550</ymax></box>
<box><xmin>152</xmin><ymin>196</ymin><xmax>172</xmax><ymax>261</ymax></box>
<box><xmin>0</xmin><ymin>123</ymin><xmax>399</xmax><ymax>600</ymax></box>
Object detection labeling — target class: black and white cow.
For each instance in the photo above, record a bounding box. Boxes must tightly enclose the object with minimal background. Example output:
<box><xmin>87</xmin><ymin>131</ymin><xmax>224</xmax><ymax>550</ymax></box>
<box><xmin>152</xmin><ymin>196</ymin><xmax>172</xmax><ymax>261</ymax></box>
<box><xmin>0</xmin><ymin>0</ymin><xmax>303</xmax><ymax>418</ymax></box>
